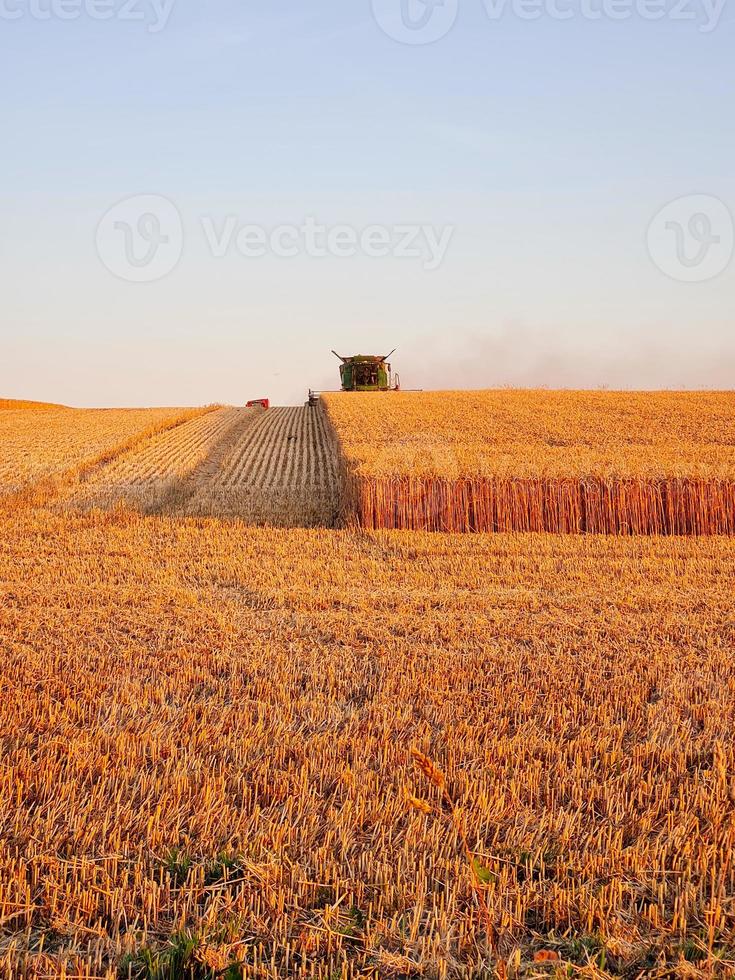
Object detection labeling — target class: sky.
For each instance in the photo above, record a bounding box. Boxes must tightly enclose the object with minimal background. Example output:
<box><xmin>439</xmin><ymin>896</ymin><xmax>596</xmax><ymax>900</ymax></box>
<box><xmin>1</xmin><ymin>0</ymin><xmax>733</xmax><ymax>407</ymax></box>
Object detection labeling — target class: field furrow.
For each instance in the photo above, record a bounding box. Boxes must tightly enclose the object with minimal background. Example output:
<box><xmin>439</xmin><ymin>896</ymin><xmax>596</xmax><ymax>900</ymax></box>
<box><xmin>59</xmin><ymin>404</ymin><xmax>341</xmax><ymax>526</ymax></box>
<box><xmin>251</xmin><ymin>408</ymin><xmax>288</xmax><ymax>488</ymax></box>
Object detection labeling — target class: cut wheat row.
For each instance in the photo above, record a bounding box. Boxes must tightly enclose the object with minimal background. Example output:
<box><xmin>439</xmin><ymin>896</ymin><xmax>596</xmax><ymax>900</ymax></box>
<box><xmin>112</xmin><ymin>411</ymin><xmax>241</xmax><ymax>484</ymax></box>
<box><xmin>215</xmin><ymin>407</ymin><xmax>334</xmax><ymax>489</ymax></box>
<box><xmin>84</xmin><ymin>408</ymin><xmax>244</xmax><ymax>487</ymax></box>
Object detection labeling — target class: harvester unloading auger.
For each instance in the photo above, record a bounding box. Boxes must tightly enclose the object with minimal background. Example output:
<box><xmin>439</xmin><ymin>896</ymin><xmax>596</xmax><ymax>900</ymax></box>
<box><xmin>308</xmin><ymin>350</ymin><xmax>407</xmax><ymax>406</ymax></box>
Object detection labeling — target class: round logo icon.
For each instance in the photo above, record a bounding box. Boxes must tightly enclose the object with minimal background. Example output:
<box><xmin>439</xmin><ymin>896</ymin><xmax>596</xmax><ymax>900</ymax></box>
<box><xmin>647</xmin><ymin>194</ymin><xmax>733</xmax><ymax>283</ymax></box>
<box><xmin>371</xmin><ymin>0</ymin><xmax>459</xmax><ymax>44</ymax></box>
<box><xmin>96</xmin><ymin>194</ymin><xmax>183</xmax><ymax>283</ymax></box>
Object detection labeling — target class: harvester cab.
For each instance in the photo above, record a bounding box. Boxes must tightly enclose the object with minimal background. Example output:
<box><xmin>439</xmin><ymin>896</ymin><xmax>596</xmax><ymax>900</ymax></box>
<box><xmin>331</xmin><ymin>350</ymin><xmax>400</xmax><ymax>392</ymax></box>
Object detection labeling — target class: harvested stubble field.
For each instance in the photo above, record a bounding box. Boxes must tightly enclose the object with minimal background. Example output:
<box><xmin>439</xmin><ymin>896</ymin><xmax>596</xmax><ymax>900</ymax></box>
<box><xmin>322</xmin><ymin>391</ymin><xmax>735</xmax><ymax>534</ymax></box>
<box><xmin>2</xmin><ymin>397</ymin><xmax>735</xmax><ymax>980</ymax></box>
<box><xmin>184</xmin><ymin>406</ymin><xmax>341</xmax><ymax>526</ymax></box>
<box><xmin>66</xmin><ymin>405</ymin><xmax>339</xmax><ymax>527</ymax></box>
<box><xmin>71</xmin><ymin>408</ymin><xmax>255</xmax><ymax>514</ymax></box>
<box><xmin>0</xmin><ymin>406</ymin><xmax>205</xmax><ymax>497</ymax></box>
<box><xmin>1</xmin><ymin>496</ymin><xmax>735</xmax><ymax>979</ymax></box>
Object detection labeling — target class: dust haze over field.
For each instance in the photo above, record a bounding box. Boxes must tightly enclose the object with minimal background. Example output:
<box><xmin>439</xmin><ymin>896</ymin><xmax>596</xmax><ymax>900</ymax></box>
<box><xmin>410</xmin><ymin>327</ymin><xmax>735</xmax><ymax>393</ymax></box>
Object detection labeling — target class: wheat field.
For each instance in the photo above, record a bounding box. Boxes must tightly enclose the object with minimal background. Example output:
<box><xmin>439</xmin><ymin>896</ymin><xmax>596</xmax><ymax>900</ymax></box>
<box><xmin>71</xmin><ymin>408</ymin><xmax>254</xmax><ymax>514</ymax></box>
<box><xmin>322</xmin><ymin>391</ymin><xmax>735</xmax><ymax>534</ymax></box>
<box><xmin>0</xmin><ymin>399</ymin><xmax>66</xmax><ymax>411</ymax></box>
<box><xmin>184</xmin><ymin>406</ymin><xmax>341</xmax><ymax>526</ymax></box>
<box><xmin>0</xmin><ymin>407</ymin><xmax>207</xmax><ymax>497</ymax></box>
<box><xmin>2</xmin><ymin>504</ymin><xmax>735</xmax><ymax>978</ymax></box>
<box><xmin>1</xmin><ymin>397</ymin><xmax>735</xmax><ymax>979</ymax></box>
<box><xmin>64</xmin><ymin>405</ymin><xmax>340</xmax><ymax>526</ymax></box>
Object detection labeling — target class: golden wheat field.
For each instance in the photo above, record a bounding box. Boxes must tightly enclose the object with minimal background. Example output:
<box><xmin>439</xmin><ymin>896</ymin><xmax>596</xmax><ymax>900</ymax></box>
<box><xmin>1</xmin><ymin>397</ymin><xmax>735</xmax><ymax>979</ymax></box>
<box><xmin>0</xmin><ymin>400</ymin><xmax>65</xmax><ymax>411</ymax></box>
<box><xmin>2</xmin><ymin>509</ymin><xmax>735</xmax><ymax>979</ymax></box>
<box><xmin>65</xmin><ymin>405</ymin><xmax>340</xmax><ymax>527</ymax></box>
<box><xmin>70</xmin><ymin>408</ymin><xmax>254</xmax><ymax>515</ymax></box>
<box><xmin>184</xmin><ymin>406</ymin><xmax>341</xmax><ymax>526</ymax></box>
<box><xmin>0</xmin><ymin>407</ymin><xmax>208</xmax><ymax>496</ymax></box>
<box><xmin>322</xmin><ymin>391</ymin><xmax>735</xmax><ymax>534</ymax></box>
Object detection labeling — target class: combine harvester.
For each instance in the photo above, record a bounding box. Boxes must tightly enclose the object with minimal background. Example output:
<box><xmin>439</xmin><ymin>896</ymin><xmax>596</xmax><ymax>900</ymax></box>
<box><xmin>331</xmin><ymin>350</ymin><xmax>400</xmax><ymax>392</ymax></box>
<box><xmin>308</xmin><ymin>350</ymin><xmax>413</xmax><ymax>406</ymax></box>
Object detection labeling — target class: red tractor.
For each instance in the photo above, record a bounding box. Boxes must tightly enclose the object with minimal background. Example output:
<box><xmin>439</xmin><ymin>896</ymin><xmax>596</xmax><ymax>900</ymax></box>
<box><xmin>246</xmin><ymin>398</ymin><xmax>270</xmax><ymax>409</ymax></box>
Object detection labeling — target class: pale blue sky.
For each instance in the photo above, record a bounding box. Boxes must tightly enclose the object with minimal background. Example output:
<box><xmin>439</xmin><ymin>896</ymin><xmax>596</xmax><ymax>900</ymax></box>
<box><xmin>1</xmin><ymin>0</ymin><xmax>733</xmax><ymax>406</ymax></box>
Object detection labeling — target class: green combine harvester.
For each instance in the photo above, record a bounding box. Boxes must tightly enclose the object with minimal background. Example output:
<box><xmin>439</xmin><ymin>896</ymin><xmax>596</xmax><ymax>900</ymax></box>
<box><xmin>331</xmin><ymin>350</ymin><xmax>399</xmax><ymax>392</ymax></box>
<box><xmin>308</xmin><ymin>350</ymin><xmax>404</xmax><ymax>406</ymax></box>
